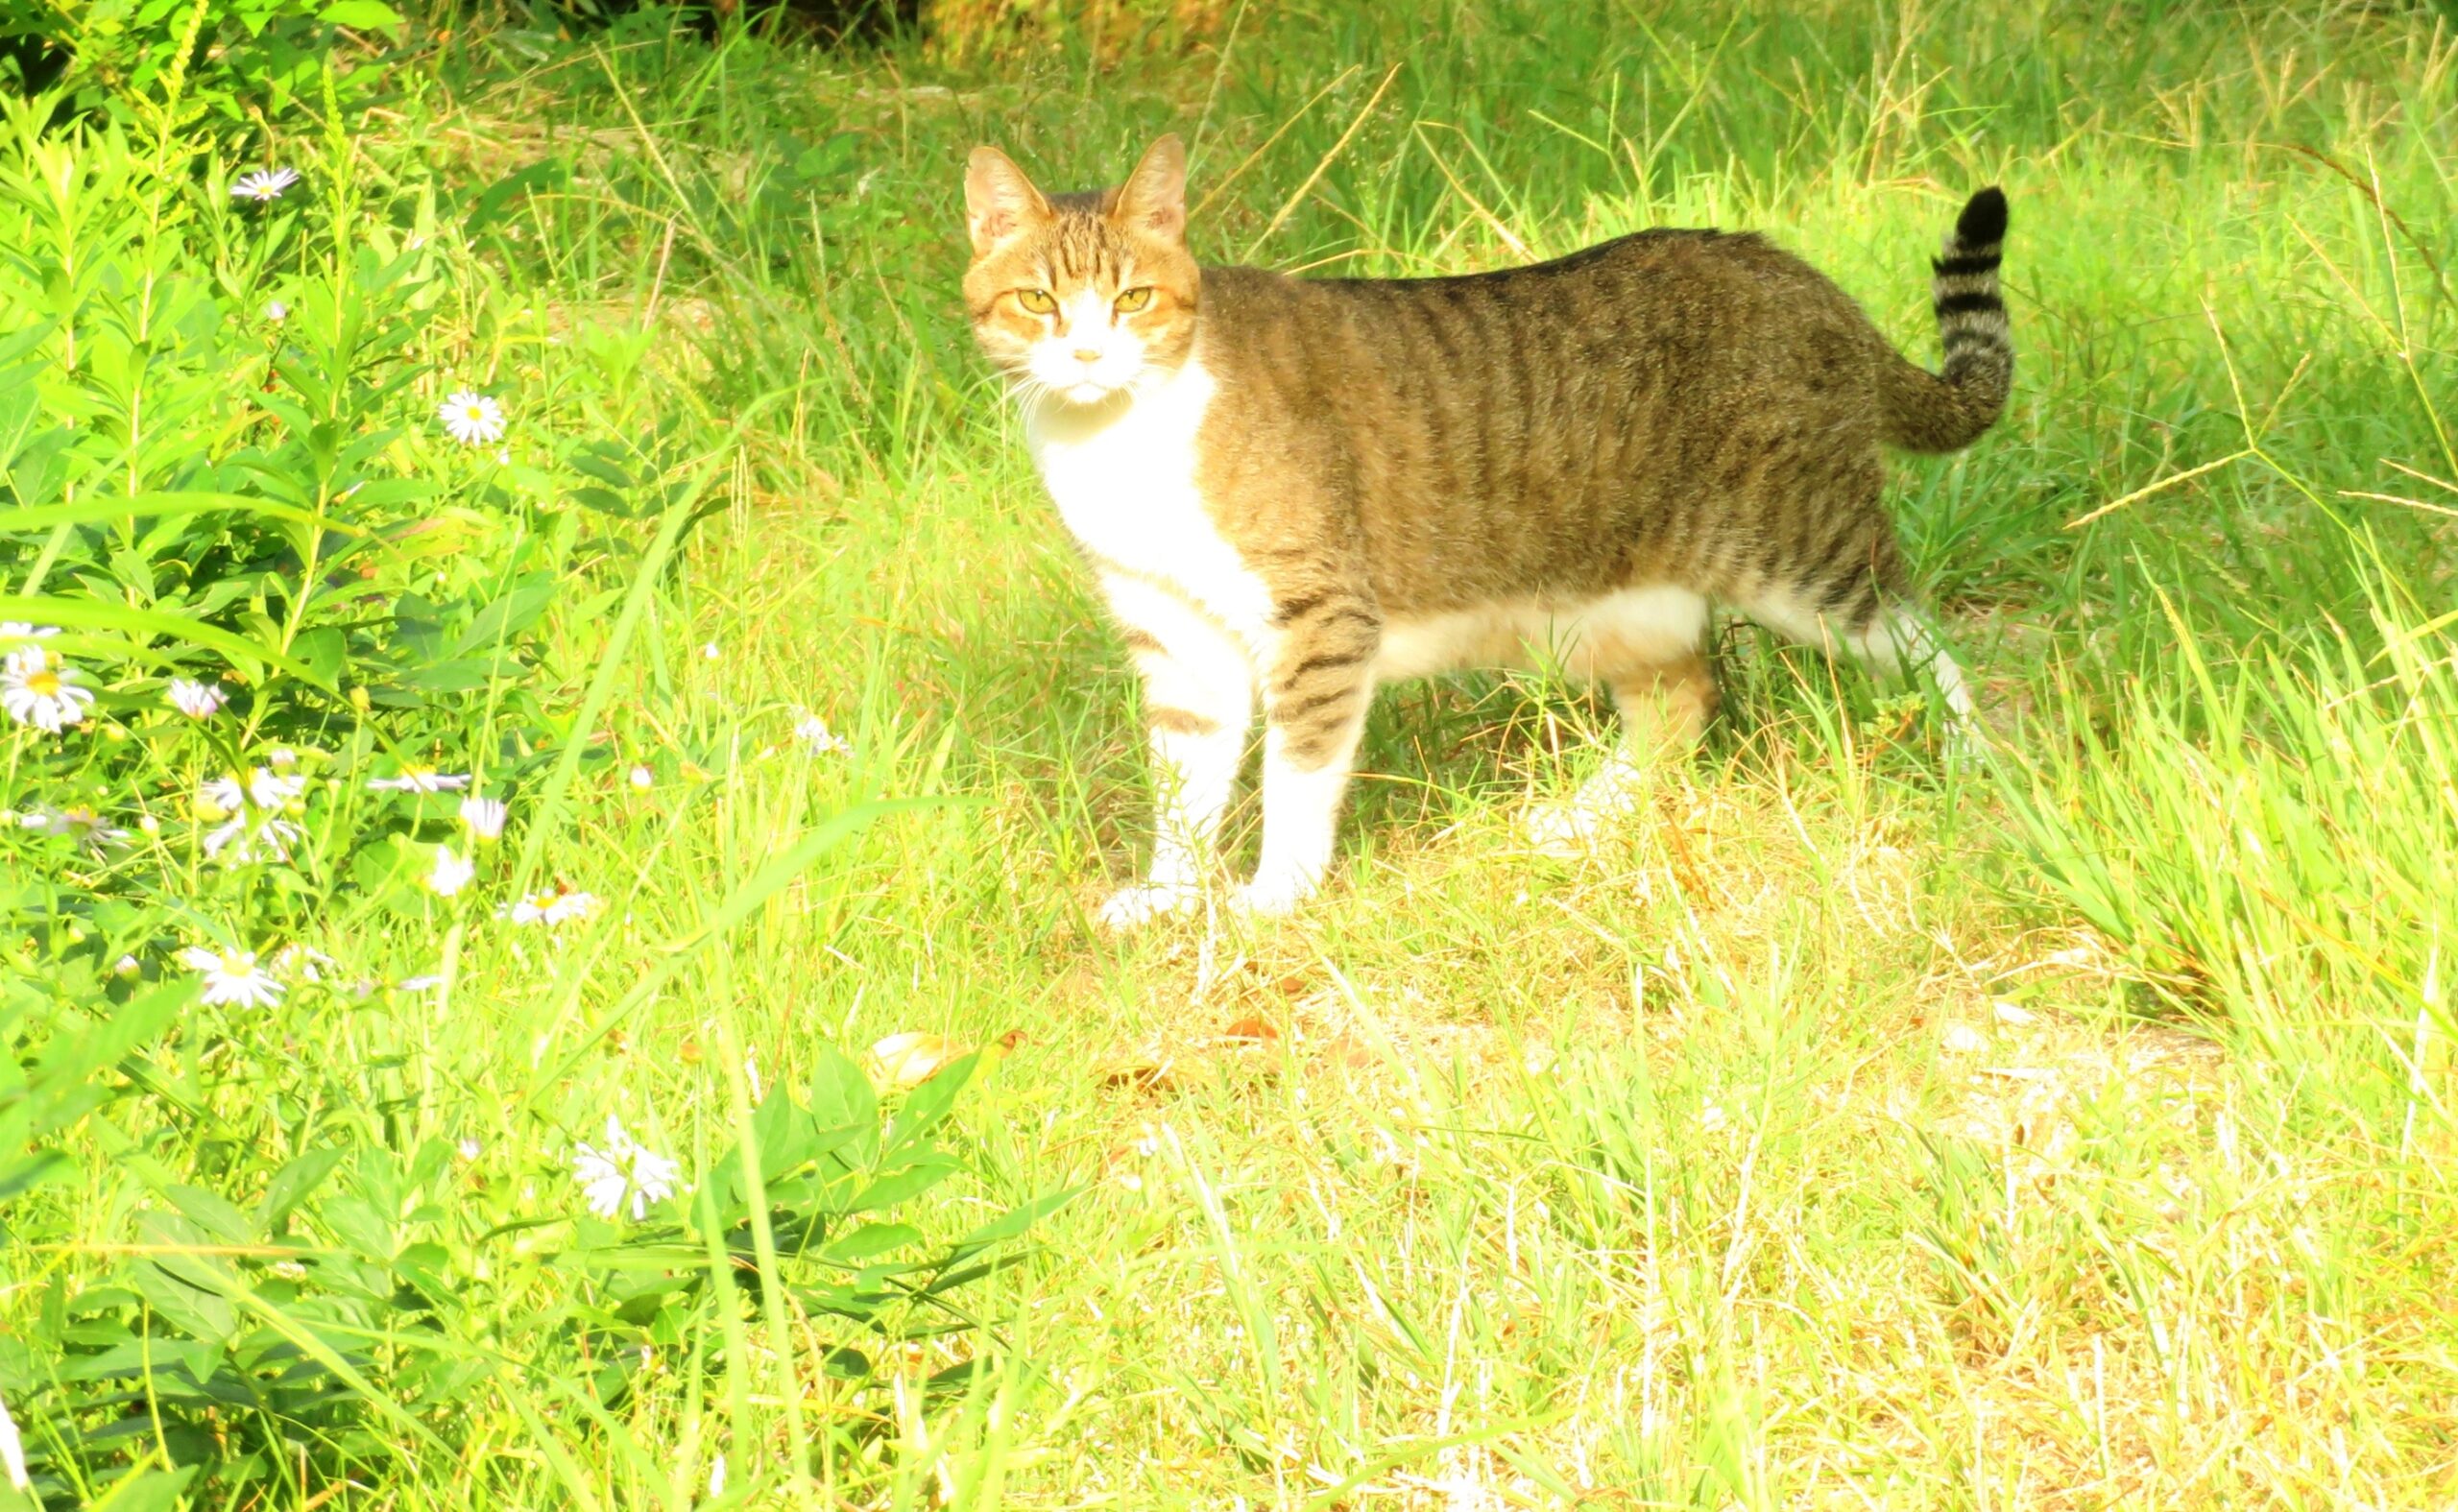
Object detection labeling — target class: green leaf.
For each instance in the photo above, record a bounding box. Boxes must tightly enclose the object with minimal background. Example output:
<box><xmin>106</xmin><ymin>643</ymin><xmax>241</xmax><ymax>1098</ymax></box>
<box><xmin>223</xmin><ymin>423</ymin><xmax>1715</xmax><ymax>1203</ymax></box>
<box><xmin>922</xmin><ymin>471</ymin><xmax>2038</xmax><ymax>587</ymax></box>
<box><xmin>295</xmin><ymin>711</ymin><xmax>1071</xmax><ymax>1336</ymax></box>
<box><xmin>806</xmin><ymin>1043</ymin><xmax>878</xmax><ymax>1155</ymax></box>
<box><xmin>0</xmin><ymin>593</ymin><xmax>334</xmax><ymax>690</ymax></box>
<box><xmin>882</xmin><ymin>1051</ymin><xmax>978</xmax><ymax>1156</ymax></box>
<box><xmin>846</xmin><ymin>1155</ymin><xmax>961</xmax><ymax>1214</ymax></box>
<box><xmin>258</xmin><ymin>1148</ymin><xmax>347</xmax><ymax>1231</ymax></box>
<box><xmin>449</xmin><ymin>579</ymin><xmax>558</xmax><ymax>659</ymax></box>
<box><xmin>319</xmin><ymin>0</ymin><xmax>404</xmax><ymax>27</ymax></box>
<box><xmin>87</xmin><ymin>1467</ymin><xmax>201</xmax><ymax>1512</ymax></box>
<box><xmin>822</xmin><ymin>1221</ymin><xmax>921</xmax><ymax>1264</ymax></box>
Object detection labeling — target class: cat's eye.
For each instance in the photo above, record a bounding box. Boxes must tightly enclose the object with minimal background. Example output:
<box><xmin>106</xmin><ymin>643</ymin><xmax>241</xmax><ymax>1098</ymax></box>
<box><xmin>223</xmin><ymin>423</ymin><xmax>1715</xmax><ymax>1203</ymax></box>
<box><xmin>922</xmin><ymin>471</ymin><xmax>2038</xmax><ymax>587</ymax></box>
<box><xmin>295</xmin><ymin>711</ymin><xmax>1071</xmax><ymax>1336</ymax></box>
<box><xmin>1016</xmin><ymin>288</ymin><xmax>1057</xmax><ymax>314</ymax></box>
<box><xmin>1113</xmin><ymin>287</ymin><xmax>1154</xmax><ymax>313</ymax></box>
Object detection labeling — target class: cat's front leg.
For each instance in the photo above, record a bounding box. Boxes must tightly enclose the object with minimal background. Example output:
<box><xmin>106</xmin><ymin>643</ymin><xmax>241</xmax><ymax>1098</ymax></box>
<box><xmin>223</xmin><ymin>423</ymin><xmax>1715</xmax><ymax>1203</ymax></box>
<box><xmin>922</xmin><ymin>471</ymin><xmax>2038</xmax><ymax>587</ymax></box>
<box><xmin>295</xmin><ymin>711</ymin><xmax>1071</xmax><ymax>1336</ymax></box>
<box><xmin>1097</xmin><ymin>578</ymin><xmax>1254</xmax><ymax>929</ymax></box>
<box><xmin>1241</xmin><ymin>591</ymin><xmax>1381</xmax><ymax>916</ymax></box>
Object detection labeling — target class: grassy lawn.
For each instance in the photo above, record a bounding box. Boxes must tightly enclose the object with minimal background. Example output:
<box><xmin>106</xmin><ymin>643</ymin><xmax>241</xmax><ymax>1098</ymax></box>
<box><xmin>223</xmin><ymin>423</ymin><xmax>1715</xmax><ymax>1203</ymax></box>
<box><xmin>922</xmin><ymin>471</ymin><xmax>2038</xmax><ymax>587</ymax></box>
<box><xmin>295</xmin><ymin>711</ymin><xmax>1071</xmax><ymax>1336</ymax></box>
<box><xmin>5</xmin><ymin>1</ymin><xmax>2455</xmax><ymax>1506</ymax></box>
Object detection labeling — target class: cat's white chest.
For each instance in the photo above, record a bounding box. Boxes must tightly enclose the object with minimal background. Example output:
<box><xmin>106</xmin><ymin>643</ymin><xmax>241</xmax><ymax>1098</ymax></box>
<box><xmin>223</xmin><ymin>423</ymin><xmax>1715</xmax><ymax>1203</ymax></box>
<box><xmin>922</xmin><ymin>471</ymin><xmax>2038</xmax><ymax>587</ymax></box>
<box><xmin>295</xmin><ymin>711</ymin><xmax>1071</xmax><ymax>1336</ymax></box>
<box><xmin>1025</xmin><ymin>361</ymin><xmax>1272</xmax><ymax>641</ymax></box>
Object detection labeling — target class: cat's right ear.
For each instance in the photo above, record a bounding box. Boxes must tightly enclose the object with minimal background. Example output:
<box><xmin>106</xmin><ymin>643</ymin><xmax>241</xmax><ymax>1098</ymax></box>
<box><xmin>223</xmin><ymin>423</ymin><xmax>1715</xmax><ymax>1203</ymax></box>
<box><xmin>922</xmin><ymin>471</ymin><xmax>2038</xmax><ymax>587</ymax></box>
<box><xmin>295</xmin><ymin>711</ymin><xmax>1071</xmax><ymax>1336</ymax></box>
<box><xmin>965</xmin><ymin>146</ymin><xmax>1050</xmax><ymax>256</ymax></box>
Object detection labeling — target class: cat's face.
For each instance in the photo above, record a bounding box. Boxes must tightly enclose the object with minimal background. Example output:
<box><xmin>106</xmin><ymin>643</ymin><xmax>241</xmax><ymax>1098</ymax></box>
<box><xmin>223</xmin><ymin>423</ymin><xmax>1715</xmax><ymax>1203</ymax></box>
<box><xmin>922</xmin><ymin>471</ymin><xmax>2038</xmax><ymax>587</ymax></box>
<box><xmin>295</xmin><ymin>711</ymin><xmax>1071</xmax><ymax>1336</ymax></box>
<box><xmin>962</xmin><ymin>136</ymin><xmax>1200</xmax><ymax>406</ymax></box>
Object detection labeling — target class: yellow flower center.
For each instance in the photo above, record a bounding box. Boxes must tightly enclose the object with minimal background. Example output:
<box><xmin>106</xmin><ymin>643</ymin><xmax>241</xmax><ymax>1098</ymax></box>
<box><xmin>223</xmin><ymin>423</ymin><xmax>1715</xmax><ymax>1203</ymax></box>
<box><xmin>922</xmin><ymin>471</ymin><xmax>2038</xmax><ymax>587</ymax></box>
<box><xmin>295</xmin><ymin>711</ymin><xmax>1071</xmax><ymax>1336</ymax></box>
<box><xmin>27</xmin><ymin>669</ymin><xmax>60</xmax><ymax>697</ymax></box>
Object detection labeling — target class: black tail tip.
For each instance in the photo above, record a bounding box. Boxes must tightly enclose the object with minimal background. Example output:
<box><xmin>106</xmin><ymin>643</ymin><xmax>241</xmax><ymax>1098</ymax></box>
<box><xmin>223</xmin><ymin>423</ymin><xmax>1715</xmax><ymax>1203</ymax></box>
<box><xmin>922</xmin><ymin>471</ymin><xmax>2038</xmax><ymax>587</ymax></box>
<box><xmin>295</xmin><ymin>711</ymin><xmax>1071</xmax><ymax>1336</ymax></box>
<box><xmin>1956</xmin><ymin>186</ymin><xmax>2008</xmax><ymax>246</ymax></box>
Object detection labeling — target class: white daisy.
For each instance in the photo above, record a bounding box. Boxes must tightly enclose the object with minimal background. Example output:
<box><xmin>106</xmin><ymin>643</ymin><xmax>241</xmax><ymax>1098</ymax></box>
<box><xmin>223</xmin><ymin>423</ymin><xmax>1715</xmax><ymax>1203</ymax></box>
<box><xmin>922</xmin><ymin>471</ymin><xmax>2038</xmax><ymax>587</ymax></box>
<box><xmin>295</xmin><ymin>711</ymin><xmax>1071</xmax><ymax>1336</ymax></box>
<box><xmin>367</xmin><ymin>767</ymin><xmax>470</xmax><ymax>793</ymax></box>
<box><xmin>499</xmin><ymin>881</ymin><xmax>600</xmax><ymax>928</ymax></box>
<box><xmin>272</xmin><ymin>944</ymin><xmax>334</xmax><ymax>982</ymax></box>
<box><xmin>0</xmin><ymin>621</ymin><xmax>59</xmax><ymax>651</ymax></box>
<box><xmin>426</xmin><ymin>845</ymin><xmax>475</xmax><ymax>897</ymax></box>
<box><xmin>458</xmin><ymin>795</ymin><xmax>508</xmax><ymax>840</ymax></box>
<box><xmin>204</xmin><ymin>816</ymin><xmax>301</xmax><ymax>862</ymax></box>
<box><xmin>17</xmin><ymin>803</ymin><xmax>130</xmax><ymax>852</ymax></box>
<box><xmin>231</xmin><ymin>166</ymin><xmax>301</xmax><ymax>202</ymax></box>
<box><xmin>201</xmin><ymin>767</ymin><xmax>306</xmax><ymax>811</ymax></box>
<box><xmin>792</xmin><ymin>712</ymin><xmax>851</xmax><ymax>756</ymax></box>
<box><xmin>3</xmin><ymin>646</ymin><xmax>96</xmax><ymax>732</ymax></box>
<box><xmin>198</xmin><ymin>766</ymin><xmax>308</xmax><ymax>863</ymax></box>
<box><xmin>166</xmin><ymin>678</ymin><xmax>228</xmax><ymax>718</ymax></box>
<box><xmin>181</xmin><ymin>946</ymin><xmax>284</xmax><ymax>1008</ymax></box>
<box><xmin>571</xmin><ymin>1115</ymin><xmax>682</xmax><ymax>1220</ymax></box>
<box><xmin>438</xmin><ymin>389</ymin><xmax>507</xmax><ymax>446</ymax></box>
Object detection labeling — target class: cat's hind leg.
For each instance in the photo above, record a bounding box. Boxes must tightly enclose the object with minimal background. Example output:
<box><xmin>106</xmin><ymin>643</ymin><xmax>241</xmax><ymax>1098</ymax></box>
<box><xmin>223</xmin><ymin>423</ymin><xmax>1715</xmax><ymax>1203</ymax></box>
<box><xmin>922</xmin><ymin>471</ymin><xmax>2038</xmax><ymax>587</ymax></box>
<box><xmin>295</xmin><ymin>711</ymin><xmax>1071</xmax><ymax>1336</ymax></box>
<box><xmin>1736</xmin><ymin>559</ymin><xmax>1984</xmax><ymax>760</ymax></box>
<box><xmin>1522</xmin><ymin>586</ymin><xmax>1713</xmax><ymax>854</ymax></box>
<box><xmin>1241</xmin><ymin>588</ymin><xmax>1382</xmax><ymax>915</ymax></box>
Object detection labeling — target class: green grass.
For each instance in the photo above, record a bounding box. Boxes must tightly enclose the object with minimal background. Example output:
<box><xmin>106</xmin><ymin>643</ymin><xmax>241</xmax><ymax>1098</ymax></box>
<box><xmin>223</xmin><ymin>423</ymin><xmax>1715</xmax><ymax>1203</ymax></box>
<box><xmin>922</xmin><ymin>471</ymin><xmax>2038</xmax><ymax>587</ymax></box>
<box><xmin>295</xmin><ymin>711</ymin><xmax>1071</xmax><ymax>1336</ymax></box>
<box><xmin>9</xmin><ymin>0</ymin><xmax>2458</xmax><ymax>1505</ymax></box>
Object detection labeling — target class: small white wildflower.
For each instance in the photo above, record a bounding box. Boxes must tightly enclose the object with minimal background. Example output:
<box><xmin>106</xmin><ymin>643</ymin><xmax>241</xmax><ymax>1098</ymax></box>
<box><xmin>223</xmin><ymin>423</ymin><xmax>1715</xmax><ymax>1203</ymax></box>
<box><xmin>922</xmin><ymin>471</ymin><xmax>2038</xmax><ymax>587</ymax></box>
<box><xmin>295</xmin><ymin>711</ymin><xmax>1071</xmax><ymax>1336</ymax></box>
<box><xmin>494</xmin><ymin>448</ymin><xmax>510</xmax><ymax>466</ymax></box>
<box><xmin>112</xmin><ymin>954</ymin><xmax>139</xmax><ymax>977</ymax></box>
<box><xmin>272</xmin><ymin>944</ymin><xmax>333</xmax><ymax>983</ymax></box>
<box><xmin>166</xmin><ymin>679</ymin><xmax>228</xmax><ymax>718</ymax></box>
<box><xmin>570</xmin><ymin>1115</ymin><xmax>681</xmax><ymax>1220</ymax></box>
<box><xmin>457</xmin><ymin>1136</ymin><xmax>483</xmax><ymax>1162</ymax></box>
<box><xmin>0</xmin><ymin>1385</ymin><xmax>22</xmax><ymax>1491</ymax></box>
<box><xmin>265</xmin><ymin>300</ymin><xmax>289</xmax><ymax>323</ymax></box>
<box><xmin>792</xmin><ymin>712</ymin><xmax>851</xmax><ymax>757</ymax></box>
<box><xmin>426</xmin><ymin>844</ymin><xmax>475</xmax><ymax>897</ymax></box>
<box><xmin>700</xmin><ymin>641</ymin><xmax>720</xmax><ymax>660</ymax></box>
<box><xmin>398</xmin><ymin>973</ymin><xmax>446</xmax><ymax>994</ymax></box>
<box><xmin>199</xmin><ymin>766</ymin><xmax>308</xmax><ymax>863</ymax></box>
<box><xmin>204</xmin><ymin>815</ymin><xmax>303</xmax><ymax>863</ymax></box>
<box><xmin>3</xmin><ymin>646</ymin><xmax>97</xmax><ymax>732</ymax></box>
<box><xmin>267</xmin><ymin>1259</ymin><xmax>308</xmax><ymax>1282</ymax></box>
<box><xmin>368</xmin><ymin>766</ymin><xmax>470</xmax><ymax>793</ymax></box>
<box><xmin>500</xmin><ymin>882</ymin><xmax>599</xmax><ymax>929</ymax></box>
<box><xmin>19</xmin><ymin>803</ymin><xmax>129</xmax><ymax>852</ymax></box>
<box><xmin>201</xmin><ymin>768</ymin><xmax>306</xmax><ymax>812</ymax></box>
<box><xmin>231</xmin><ymin>166</ymin><xmax>301</xmax><ymax>202</ymax></box>
<box><xmin>181</xmin><ymin>946</ymin><xmax>284</xmax><ymax>1009</ymax></box>
<box><xmin>268</xmin><ymin>747</ymin><xmax>297</xmax><ymax>767</ymax></box>
<box><xmin>0</xmin><ymin>622</ymin><xmax>59</xmax><ymax>651</ymax></box>
<box><xmin>628</xmin><ymin>765</ymin><xmax>654</xmax><ymax>790</ymax></box>
<box><xmin>458</xmin><ymin>795</ymin><xmax>508</xmax><ymax>840</ymax></box>
<box><xmin>438</xmin><ymin>389</ymin><xmax>507</xmax><ymax>446</ymax></box>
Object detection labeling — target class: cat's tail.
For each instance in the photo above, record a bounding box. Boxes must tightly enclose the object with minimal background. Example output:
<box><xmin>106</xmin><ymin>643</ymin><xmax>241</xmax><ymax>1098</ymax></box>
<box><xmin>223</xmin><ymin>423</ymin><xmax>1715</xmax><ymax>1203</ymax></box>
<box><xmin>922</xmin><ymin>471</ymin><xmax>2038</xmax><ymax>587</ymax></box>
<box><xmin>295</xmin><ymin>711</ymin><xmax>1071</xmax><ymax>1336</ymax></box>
<box><xmin>1878</xmin><ymin>186</ymin><xmax>2012</xmax><ymax>453</ymax></box>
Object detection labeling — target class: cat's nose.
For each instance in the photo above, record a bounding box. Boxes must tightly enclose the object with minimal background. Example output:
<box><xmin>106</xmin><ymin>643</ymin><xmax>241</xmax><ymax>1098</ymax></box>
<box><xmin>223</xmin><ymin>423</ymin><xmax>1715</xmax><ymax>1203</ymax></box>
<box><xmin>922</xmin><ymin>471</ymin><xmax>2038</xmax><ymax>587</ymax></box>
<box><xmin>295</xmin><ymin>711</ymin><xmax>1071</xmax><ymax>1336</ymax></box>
<box><xmin>1072</xmin><ymin>348</ymin><xmax>1101</xmax><ymax>364</ymax></box>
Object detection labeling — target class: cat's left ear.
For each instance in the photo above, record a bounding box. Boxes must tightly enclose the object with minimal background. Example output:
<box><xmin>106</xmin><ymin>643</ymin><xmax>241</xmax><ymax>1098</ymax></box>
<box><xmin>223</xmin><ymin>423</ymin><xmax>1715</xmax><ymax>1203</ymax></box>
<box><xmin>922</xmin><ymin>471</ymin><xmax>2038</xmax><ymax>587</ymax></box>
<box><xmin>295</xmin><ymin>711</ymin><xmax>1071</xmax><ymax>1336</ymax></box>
<box><xmin>1115</xmin><ymin>134</ymin><xmax>1188</xmax><ymax>241</ymax></box>
<box><xmin>966</xmin><ymin>145</ymin><xmax>1051</xmax><ymax>256</ymax></box>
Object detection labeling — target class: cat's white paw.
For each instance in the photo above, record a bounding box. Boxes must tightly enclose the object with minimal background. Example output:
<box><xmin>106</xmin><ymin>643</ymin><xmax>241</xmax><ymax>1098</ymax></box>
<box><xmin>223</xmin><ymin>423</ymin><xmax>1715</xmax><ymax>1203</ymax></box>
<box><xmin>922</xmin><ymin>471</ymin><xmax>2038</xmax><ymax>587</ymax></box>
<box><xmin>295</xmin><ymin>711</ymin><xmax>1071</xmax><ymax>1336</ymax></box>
<box><xmin>1521</xmin><ymin>798</ymin><xmax>1614</xmax><ymax>857</ymax></box>
<box><xmin>1096</xmin><ymin>881</ymin><xmax>1202</xmax><ymax>930</ymax></box>
<box><xmin>1231</xmin><ymin>873</ymin><xmax>1314</xmax><ymax>919</ymax></box>
<box><xmin>1943</xmin><ymin>718</ymin><xmax>1994</xmax><ymax>771</ymax></box>
<box><xmin>1521</xmin><ymin>768</ymin><xmax>1645</xmax><ymax>857</ymax></box>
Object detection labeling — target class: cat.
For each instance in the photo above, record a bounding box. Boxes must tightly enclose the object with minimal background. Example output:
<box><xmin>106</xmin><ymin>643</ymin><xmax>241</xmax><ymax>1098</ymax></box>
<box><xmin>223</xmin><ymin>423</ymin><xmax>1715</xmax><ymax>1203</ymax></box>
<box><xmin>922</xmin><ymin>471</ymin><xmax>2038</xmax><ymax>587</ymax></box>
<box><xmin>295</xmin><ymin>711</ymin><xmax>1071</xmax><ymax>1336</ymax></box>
<box><xmin>962</xmin><ymin>134</ymin><xmax>2010</xmax><ymax>926</ymax></box>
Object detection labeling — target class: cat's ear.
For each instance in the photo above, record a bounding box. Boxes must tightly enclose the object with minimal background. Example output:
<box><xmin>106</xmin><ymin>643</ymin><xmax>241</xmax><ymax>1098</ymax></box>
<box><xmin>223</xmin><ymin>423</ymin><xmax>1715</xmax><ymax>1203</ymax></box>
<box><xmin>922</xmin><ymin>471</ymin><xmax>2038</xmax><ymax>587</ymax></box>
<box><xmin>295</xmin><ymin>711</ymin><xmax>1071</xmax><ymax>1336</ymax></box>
<box><xmin>965</xmin><ymin>146</ymin><xmax>1050</xmax><ymax>256</ymax></box>
<box><xmin>1114</xmin><ymin>134</ymin><xmax>1188</xmax><ymax>241</ymax></box>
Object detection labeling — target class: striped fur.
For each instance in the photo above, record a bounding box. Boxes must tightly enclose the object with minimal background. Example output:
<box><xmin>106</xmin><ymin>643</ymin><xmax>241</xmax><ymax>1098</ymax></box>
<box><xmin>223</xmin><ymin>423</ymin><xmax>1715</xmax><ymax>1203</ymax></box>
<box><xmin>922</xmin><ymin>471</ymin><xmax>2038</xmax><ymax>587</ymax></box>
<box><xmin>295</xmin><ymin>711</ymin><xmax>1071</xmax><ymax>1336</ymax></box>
<box><xmin>963</xmin><ymin>138</ymin><xmax>2012</xmax><ymax>922</ymax></box>
<box><xmin>1882</xmin><ymin>186</ymin><xmax>2013</xmax><ymax>451</ymax></box>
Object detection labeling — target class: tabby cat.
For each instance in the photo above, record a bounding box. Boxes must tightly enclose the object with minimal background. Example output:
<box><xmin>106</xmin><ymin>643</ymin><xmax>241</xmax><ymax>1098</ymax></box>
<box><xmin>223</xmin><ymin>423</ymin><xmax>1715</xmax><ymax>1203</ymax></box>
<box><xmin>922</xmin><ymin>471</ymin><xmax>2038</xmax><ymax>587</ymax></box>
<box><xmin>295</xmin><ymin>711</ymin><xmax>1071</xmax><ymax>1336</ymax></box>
<box><xmin>962</xmin><ymin>135</ymin><xmax>2011</xmax><ymax>925</ymax></box>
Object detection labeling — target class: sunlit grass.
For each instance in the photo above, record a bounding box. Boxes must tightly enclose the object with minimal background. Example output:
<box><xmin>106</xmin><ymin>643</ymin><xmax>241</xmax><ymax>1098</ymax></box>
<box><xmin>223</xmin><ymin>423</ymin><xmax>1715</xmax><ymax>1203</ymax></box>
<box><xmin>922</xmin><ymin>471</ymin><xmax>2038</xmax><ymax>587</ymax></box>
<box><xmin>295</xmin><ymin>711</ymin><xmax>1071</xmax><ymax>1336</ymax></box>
<box><xmin>6</xmin><ymin>0</ymin><xmax>2456</xmax><ymax>1505</ymax></box>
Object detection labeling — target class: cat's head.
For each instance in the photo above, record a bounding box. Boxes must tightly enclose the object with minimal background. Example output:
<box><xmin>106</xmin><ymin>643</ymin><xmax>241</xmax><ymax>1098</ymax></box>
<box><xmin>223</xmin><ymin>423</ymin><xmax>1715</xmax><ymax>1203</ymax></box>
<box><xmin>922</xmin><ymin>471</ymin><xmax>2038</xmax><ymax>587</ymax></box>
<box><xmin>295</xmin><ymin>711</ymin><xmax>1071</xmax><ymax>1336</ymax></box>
<box><xmin>961</xmin><ymin>136</ymin><xmax>1199</xmax><ymax>406</ymax></box>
